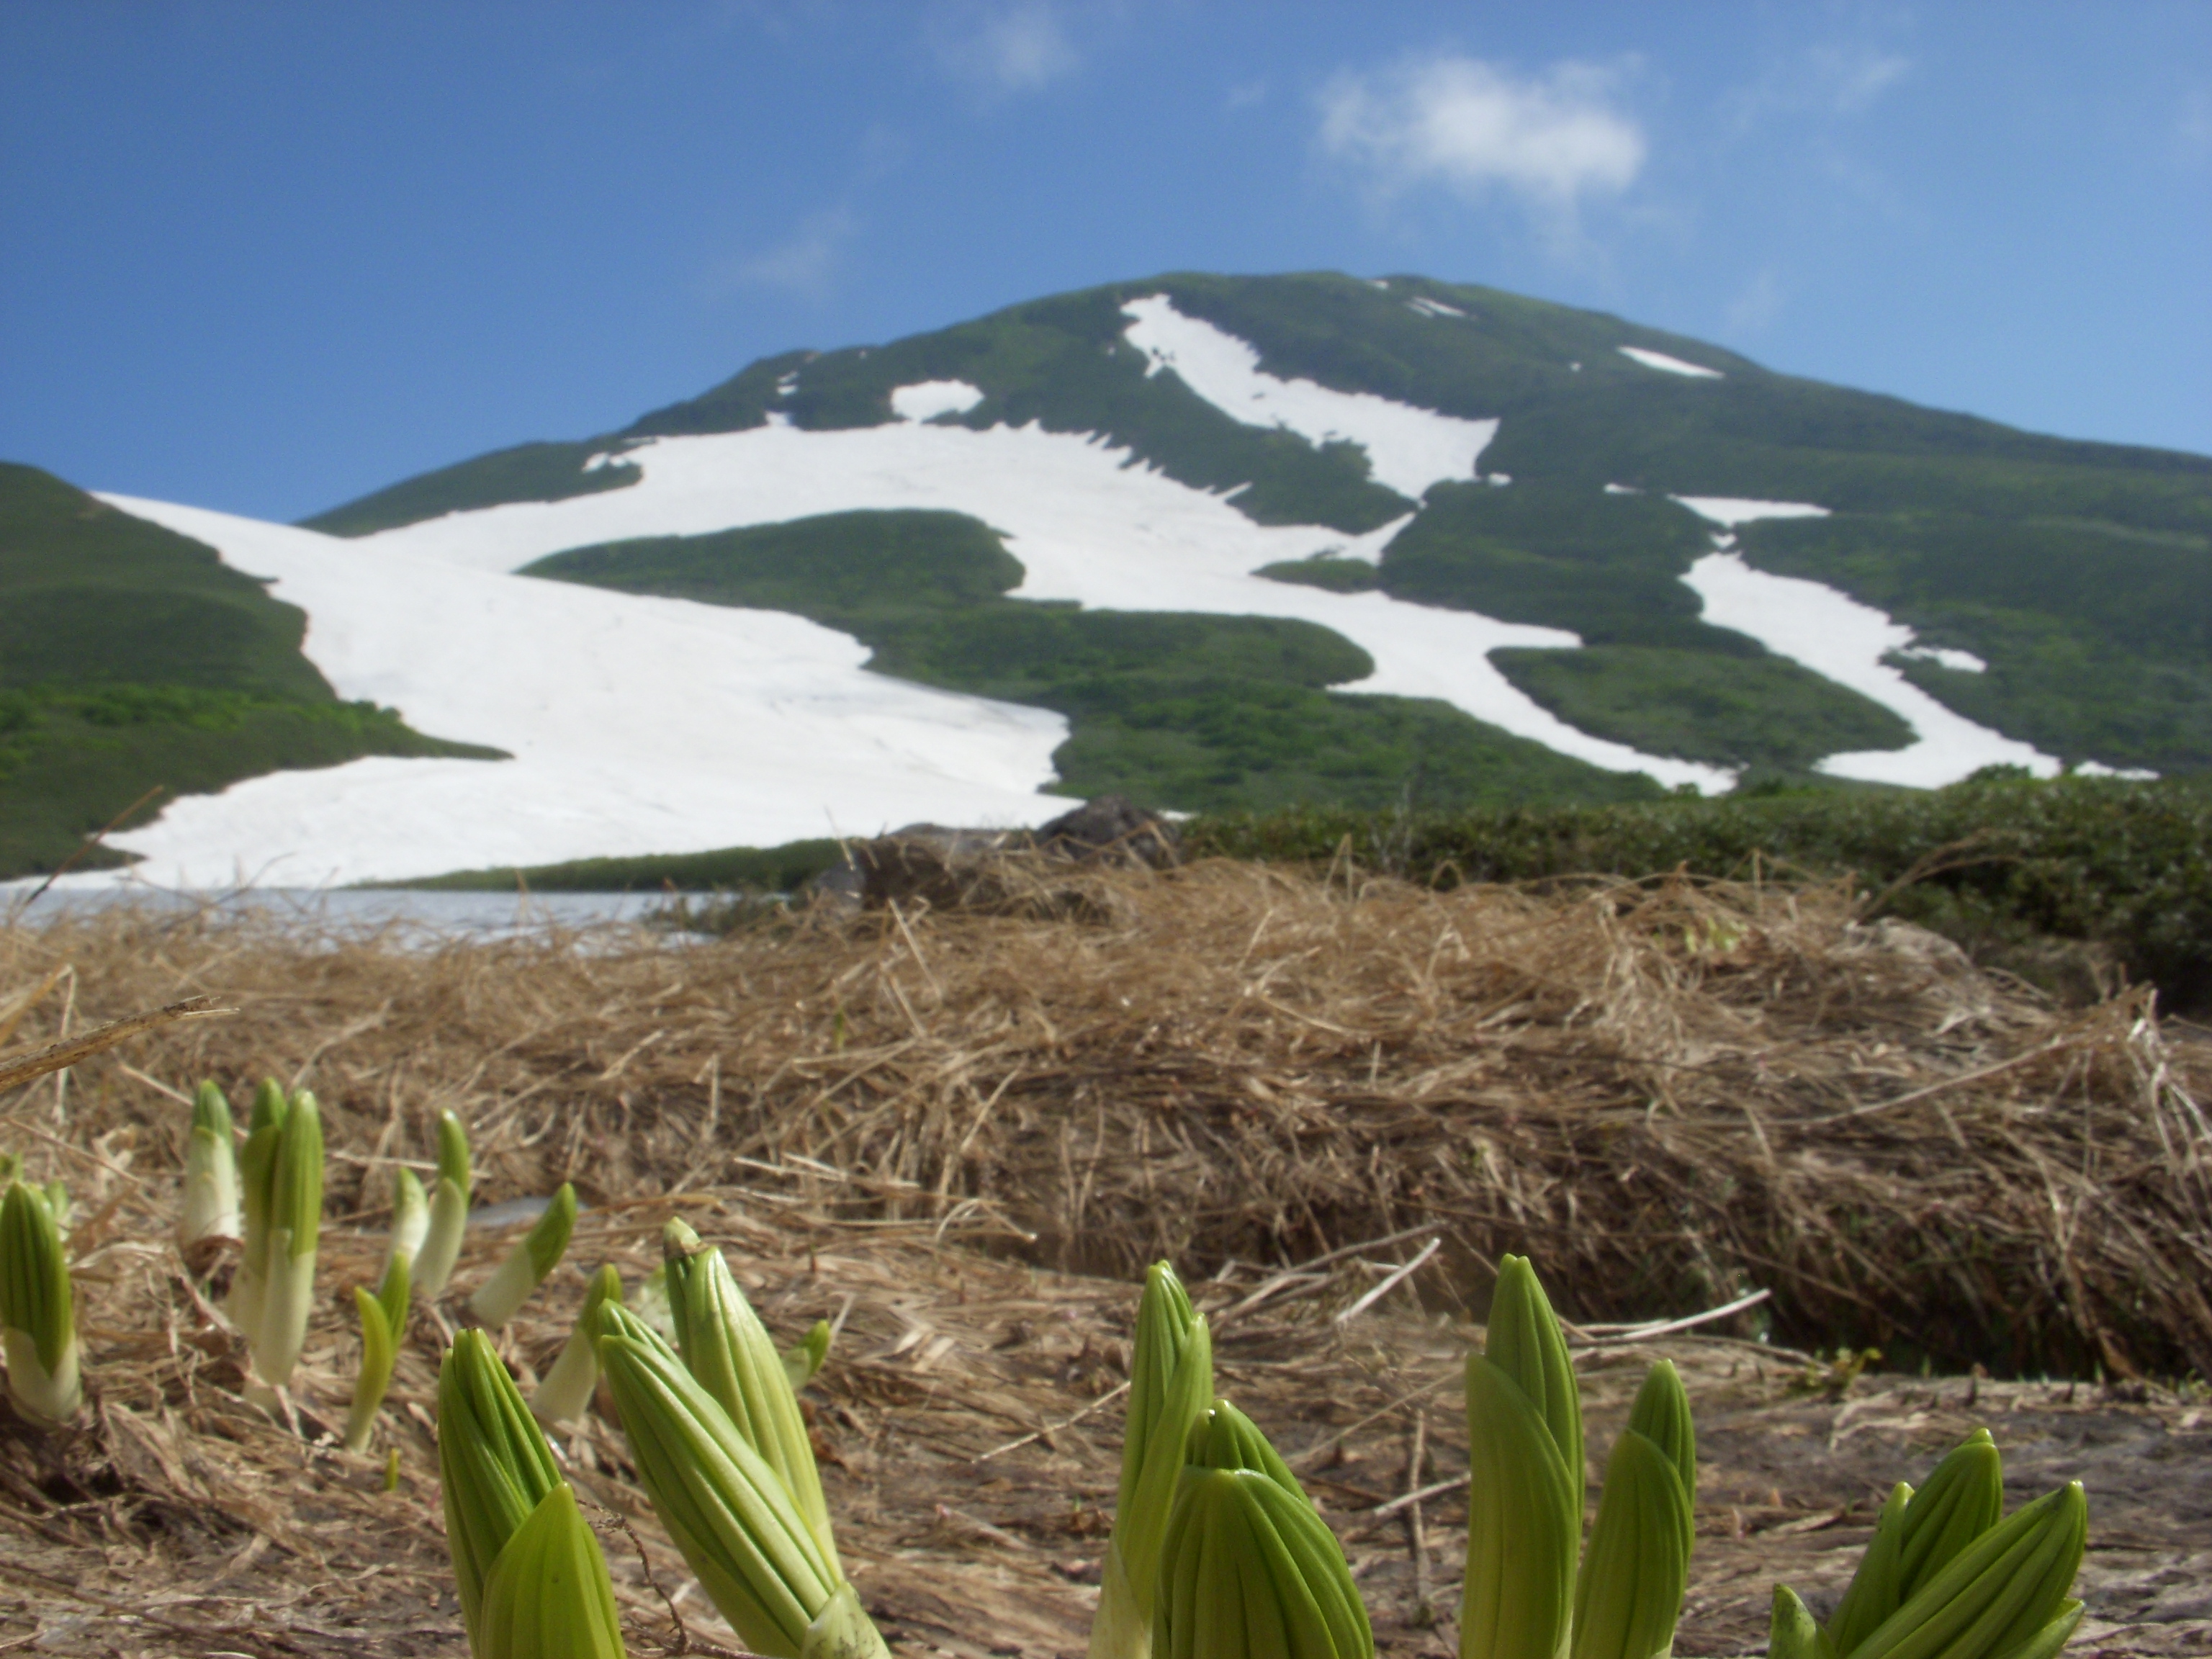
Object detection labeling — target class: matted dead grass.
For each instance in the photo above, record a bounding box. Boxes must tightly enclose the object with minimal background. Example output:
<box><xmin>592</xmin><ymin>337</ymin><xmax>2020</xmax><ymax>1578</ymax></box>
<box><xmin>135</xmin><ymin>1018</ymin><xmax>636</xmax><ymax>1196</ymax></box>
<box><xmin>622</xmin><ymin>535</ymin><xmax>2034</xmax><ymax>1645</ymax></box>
<box><xmin>1</xmin><ymin>860</ymin><xmax>2209</xmax><ymax>1655</ymax></box>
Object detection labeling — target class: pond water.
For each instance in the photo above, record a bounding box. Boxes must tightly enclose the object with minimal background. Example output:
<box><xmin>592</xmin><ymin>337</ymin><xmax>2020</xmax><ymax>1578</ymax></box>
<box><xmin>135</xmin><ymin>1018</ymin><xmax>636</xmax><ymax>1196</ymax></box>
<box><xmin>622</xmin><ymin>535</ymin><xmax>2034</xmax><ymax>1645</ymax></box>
<box><xmin>1</xmin><ymin>884</ymin><xmax>678</xmax><ymax>941</ymax></box>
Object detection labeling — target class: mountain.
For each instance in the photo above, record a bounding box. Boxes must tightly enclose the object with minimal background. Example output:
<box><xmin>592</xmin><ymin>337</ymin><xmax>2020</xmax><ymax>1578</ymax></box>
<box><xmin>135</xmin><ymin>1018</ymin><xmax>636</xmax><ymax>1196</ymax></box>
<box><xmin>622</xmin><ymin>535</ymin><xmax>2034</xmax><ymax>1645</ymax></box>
<box><xmin>6</xmin><ymin>271</ymin><xmax>2207</xmax><ymax>886</ymax></box>
<box><xmin>0</xmin><ymin>462</ymin><xmax>498</xmax><ymax>877</ymax></box>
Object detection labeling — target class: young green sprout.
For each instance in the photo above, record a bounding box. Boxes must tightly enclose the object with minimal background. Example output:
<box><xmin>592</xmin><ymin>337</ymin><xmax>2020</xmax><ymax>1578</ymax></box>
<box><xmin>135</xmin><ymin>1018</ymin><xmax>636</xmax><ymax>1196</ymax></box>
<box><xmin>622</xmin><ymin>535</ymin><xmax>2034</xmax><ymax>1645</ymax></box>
<box><xmin>533</xmin><ymin>1262</ymin><xmax>624</xmax><ymax>1426</ymax></box>
<box><xmin>663</xmin><ymin>1219</ymin><xmax>836</xmax><ymax>1561</ymax></box>
<box><xmin>439</xmin><ymin>1328</ymin><xmax>627</xmax><ymax>1658</ymax></box>
<box><xmin>227</xmin><ymin>1081</ymin><xmax>286</xmax><ymax>1355</ymax></box>
<box><xmin>179</xmin><ymin>1081</ymin><xmax>240</xmax><ymax>1256</ymax></box>
<box><xmin>633</xmin><ymin>1260</ymin><xmax>678</xmax><ymax>1341</ymax></box>
<box><xmin>379</xmin><ymin>1165</ymin><xmax>429</xmax><ymax>1306</ymax></box>
<box><xmin>413</xmin><ymin>1111</ymin><xmax>472</xmax><ymax>1303</ymax></box>
<box><xmin>596</xmin><ymin>1300</ymin><xmax>890</xmax><ymax>1659</ymax></box>
<box><xmin>230</xmin><ymin>1084</ymin><xmax>324</xmax><ymax>1394</ymax></box>
<box><xmin>1827</xmin><ymin>1428</ymin><xmax>2005</xmax><ymax>1657</ymax></box>
<box><xmin>784</xmin><ymin>1318</ymin><xmax>833</xmax><ymax>1389</ymax></box>
<box><xmin>1462</xmin><ymin>1255</ymin><xmax>1582</xmax><ymax>1659</ymax></box>
<box><xmin>1570</xmin><ymin>1360</ymin><xmax>1696</xmax><ymax>1659</ymax></box>
<box><xmin>469</xmin><ymin>1184</ymin><xmax>578</xmax><ymax>1330</ymax></box>
<box><xmin>1777</xmin><ymin>1429</ymin><xmax>2087</xmax><ymax>1659</ymax></box>
<box><xmin>344</xmin><ymin>1259</ymin><xmax>403</xmax><ymax>1453</ymax></box>
<box><xmin>1154</xmin><ymin>1398</ymin><xmax>1372</xmax><ymax>1659</ymax></box>
<box><xmin>0</xmin><ymin>1174</ymin><xmax>82</xmax><ymax>1426</ymax></box>
<box><xmin>1092</xmin><ymin>1261</ymin><xmax>1215</xmax><ymax>1659</ymax></box>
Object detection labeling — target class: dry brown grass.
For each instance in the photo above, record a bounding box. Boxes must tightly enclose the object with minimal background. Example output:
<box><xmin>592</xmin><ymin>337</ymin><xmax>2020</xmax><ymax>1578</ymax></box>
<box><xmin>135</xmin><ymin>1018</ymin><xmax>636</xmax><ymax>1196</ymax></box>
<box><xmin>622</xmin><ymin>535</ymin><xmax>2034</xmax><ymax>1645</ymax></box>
<box><xmin>1</xmin><ymin>861</ymin><xmax>2209</xmax><ymax>1656</ymax></box>
<box><xmin>8</xmin><ymin>859</ymin><xmax>2207</xmax><ymax>1375</ymax></box>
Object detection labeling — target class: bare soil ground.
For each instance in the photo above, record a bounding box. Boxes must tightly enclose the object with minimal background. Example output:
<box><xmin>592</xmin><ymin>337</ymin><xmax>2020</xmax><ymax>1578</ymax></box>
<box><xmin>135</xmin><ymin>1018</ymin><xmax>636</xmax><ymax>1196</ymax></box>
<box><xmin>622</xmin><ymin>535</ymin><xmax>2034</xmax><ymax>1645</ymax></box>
<box><xmin>1</xmin><ymin>863</ymin><xmax>2207</xmax><ymax>1656</ymax></box>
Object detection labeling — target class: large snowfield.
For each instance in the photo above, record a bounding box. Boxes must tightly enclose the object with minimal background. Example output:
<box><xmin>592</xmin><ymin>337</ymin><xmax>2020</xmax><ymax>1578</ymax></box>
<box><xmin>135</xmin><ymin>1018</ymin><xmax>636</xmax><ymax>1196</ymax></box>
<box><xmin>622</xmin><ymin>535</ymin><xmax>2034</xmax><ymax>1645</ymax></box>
<box><xmin>48</xmin><ymin>298</ymin><xmax>2067</xmax><ymax>889</ymax></box>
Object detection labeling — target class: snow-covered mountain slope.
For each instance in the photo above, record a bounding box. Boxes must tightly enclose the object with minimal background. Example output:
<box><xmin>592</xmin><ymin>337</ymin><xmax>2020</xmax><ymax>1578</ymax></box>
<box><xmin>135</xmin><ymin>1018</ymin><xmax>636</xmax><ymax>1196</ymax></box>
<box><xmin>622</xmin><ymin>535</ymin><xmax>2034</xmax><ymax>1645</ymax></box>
<box><xmin>89</xmin><ymin>496</ymin><xmax>1071</xmax><ymax>887</ymax></box>
<box><xmin>14</xmin><ymin>271</ymin><xmax>2206</xmax><ymax>886</ymax></box>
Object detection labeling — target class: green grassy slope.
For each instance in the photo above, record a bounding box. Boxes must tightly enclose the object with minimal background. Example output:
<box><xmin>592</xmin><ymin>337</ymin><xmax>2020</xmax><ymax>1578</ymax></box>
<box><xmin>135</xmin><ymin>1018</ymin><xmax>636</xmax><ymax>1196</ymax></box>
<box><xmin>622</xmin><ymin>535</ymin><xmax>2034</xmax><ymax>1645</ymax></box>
<box><xmin>1733</xmin><ymin>511</ymin><xmax>2212</xmax><ymax>773</ymax></box>
<box><xmin>0</xmin><ymin>463</ymin><xmax>500</xmax><ymax>878</ymax></box>
<box><xmin>525</xmin><ymin>508</ymin><xmax>1664</xmax><ymax>814</ymax></box>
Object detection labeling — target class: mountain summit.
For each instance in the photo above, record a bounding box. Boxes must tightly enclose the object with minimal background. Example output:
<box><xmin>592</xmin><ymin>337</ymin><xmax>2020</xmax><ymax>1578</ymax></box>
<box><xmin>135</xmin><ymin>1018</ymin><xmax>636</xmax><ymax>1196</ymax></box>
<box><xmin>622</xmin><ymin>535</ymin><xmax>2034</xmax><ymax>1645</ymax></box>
<box><xmin>8</xmin><ymin>271</ymin><xmax>2207</xmax><ymax>886</ymax></box>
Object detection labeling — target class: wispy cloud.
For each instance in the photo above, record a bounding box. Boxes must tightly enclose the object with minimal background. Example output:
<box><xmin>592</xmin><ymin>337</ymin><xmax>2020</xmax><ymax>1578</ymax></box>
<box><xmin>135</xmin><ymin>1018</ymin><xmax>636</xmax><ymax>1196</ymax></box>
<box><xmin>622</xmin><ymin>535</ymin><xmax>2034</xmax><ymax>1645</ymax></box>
<box><xmin>2178</xmin><ymin>86</ymin><xmax>2212</xmax><ymax>166</ymax></box>
<box><xmin>727</xmin><ymin>207</ymin><xmax>858</xmax><ymax>300</ymax></box>
<box><xmin>1723</xmin><ymin>268</ymin><xmax>1785</xmax><ymax>336</ymax></box>
<box><xmin>1725</xmin><ymin>40</ymin><xmax>1915</xmax><ymax>130</ymax></box>
<box><xmin>930</xmin><ymin>1</ymin><xmax>1079</xmax><ymax>95</ymax></box>
<box><xmin>1318</xmin><ymin>54</ymin><xmax>1646</xmax><ymax>214</ymax></box>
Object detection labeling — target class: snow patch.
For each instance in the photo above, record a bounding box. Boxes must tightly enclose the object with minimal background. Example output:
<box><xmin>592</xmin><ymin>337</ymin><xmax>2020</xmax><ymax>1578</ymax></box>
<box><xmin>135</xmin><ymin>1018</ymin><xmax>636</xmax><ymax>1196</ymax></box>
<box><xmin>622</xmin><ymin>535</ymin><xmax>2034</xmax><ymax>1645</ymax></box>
<box><xmin>1118</xmin><ymin>295</ymin><xmax>1498</xmax><ymax>500</ymax></box>
<box><xmin>1894</xmin><ymin>644</ymin><xmax>1988</xmax><ymax>674</ymax></box>
<box><xmin>1308</xmin><ymin>513</ymin><xmax>1413</xmax><ymax>568</ymax></box>
<box><xmin>89</xmin><ymin>495</ymin><xmax>1076</xmax><ymax>889</ymax></box>
<box><xmin>775</xmin><ymin>373</ymin><xmax>799</xmax><ymax>397</ymax></box>
<box><xmin>1683</xmin><ymin>551</ymin><xmax>2057</xmax><ymax>787</ymax></box>
<box><xmin>1603</xmin><ymin>482</ymin><xmax>1640</xmax><ymax>495</ymax></box>
<box><xmin>351</xmin><ymin>418</ymin><xmax>1732</xmax><ymax>796</ymax></box>
<box><xmin>2075</xmin><ymin>761</ymin><xmax>2159</xmax><ymax>781</ymax></box>
<box><xmin>1671</xmin><ymin>496</ymin><xmax>1830</xmax><ymax>529</ymax></box>
<box><xmin>1485</xmin><ymin>472</ymin><xmax>1511</xmax><ymax>485</ymax></box>
<box><xmin>1619</xmin><ymin>346</ymin><xmax>1725</xmax><ymax>379</ymax></box>
<box><xmin>890</xmin><ymin>380</ymin><xmax>985</xmax><ymax>423</ymax></box>
<box><xmin>1406</xmin><ymin>297</ymin><xmax>1466</xmax><ymax>319</ymax></box>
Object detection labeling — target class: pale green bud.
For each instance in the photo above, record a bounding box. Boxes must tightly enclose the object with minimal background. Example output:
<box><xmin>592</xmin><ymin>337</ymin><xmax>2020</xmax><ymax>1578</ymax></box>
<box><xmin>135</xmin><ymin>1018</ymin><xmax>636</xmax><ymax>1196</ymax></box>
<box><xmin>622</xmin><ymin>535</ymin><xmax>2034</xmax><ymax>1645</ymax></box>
<box><xmin>664</xmin><ymin>1220</ymin><xmax>835</xmax><ymax>1562</ymax></box>
<box><xmin>1092</xmin><ymin>1261</ymin><xmax>1215</xmax><ymax>1659</ymax></box>
<box><xmin>596</xmin><ymin>1303</ymin><xmax>888</xmax><ymax>1659</ymax></box>
<box><xmin>181</xmin><ymin>1081</ymin><xmax>240</xmax><ymax>1250</ymax></box>
<box><xmin>534</xmin><ymin>1262</ymin><xmax>624</xmax><ymax>1426</ymax></box>
<box><xmin>1462</xmin><ymin>1257</ymin><xmax>1581</xmax><ymax>1659</ymax></box>
<box><xmin>0</xmin><ymin>1178</ymin><xmax>81</xmax><ymax>1426</ymax></box>
<box><xmin>413</xmin><ymin>1112</ymin><xmax>474</xmax><ymax>1302</ymax></box>
<box><xmin>1848</xmin><ymin>1483</ymin><xmax>2087</xmax><ymax>1659</ymax></box>
<box><xmin>474</xmin><ymin>1481</ymin><xmax>629</xmax><ymax>1659</ymax></box>
<box><xmin>1834</xmin><ymin>1428</ymin><xmax>2008</xmax><ymax>1658</ymax></box>
<box><xmin>1770</xmin><ymin>1588</ymin><xmax>1840</xmax><ymax>1659</ymax></box>
<box><xmin>343</xmin><ymin>1284</ymin><xmax>397</xmax><ymax>1453</ymax></box>
<box><xmin>470</xmin><ymin>1184</ymin><xmax>578</xmax><ymax>1330</ymax></box>
<box><xmin>250</xmin><ymin>1090</ymin><xmax>323</xmax><ymax>1390</ymax></box>
<box><xmin>439</xmin><ymin>1328</ymin><xmax>563</xmax><ymax>1648</ymax></box>
<box><xmin>1155</xmin><ymin>1466</ymin><xmax>1373</xmax><ymax>1659</ymax></box>
<box><xmin>785</xmin><ymin>1318</ymin><xmax>832</xmax><ymax>1389</ymax></box>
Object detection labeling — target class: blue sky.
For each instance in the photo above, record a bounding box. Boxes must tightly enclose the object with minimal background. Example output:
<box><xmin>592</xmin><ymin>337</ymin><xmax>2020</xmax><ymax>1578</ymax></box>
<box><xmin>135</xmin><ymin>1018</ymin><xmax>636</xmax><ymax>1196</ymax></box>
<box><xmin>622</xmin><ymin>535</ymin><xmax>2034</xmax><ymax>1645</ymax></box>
<box><xmin>4</xmin><ymin>1</ymin><xmax>2208</xmax><ymax>523</ymax></box>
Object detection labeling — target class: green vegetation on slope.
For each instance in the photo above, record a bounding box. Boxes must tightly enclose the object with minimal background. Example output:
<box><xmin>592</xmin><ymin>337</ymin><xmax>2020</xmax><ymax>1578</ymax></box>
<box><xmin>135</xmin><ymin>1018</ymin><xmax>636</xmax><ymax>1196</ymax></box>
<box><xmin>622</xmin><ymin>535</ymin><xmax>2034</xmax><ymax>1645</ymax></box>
<box><xmin>1377</xmin><ymin>478</ymin><xmax>1743</xmax><ymax>648</ymax></box>
<box><xmin>1734</xmin><ymin>511</ymin><xmax>2212</xmax><ymax>773</ymax></box>
<box><xmin>0</xmin><ymin>462</ymin><xmax>500</xmax><ymax>878</ymax></box>
<box><xmin>387</xmin><ymin>838</ymin><xmax>845</xmax><ymax>894</ymax></box>
<box><xmin>1489</xmin><ymin>645</ymin><xmax>1911</xmax><ymax>773</ymax></box>
<box><xmin>1185</xmin><ymin>772</ymin><xmax>2212</xmax><ymax>1010</ymax></box>
<box><xmin>1356</xmin><ymin>478</ymin><xmax>1915</xmax><ymax>771</ymax></box>
<box><xmin>525</xmin><ymin>508</ymin><xmax>1665</xmax><ymax>815</ymax></box>
<box><xmin>301</xmin><ymin>441</ymin><xmax>642</xmax><ymax>537</ymax></box>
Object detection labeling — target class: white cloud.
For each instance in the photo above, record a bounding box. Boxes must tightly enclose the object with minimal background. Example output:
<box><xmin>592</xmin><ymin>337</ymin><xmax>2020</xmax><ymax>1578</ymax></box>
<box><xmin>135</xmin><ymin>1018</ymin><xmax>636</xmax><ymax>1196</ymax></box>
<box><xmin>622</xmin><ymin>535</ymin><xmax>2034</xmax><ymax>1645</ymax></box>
<box><xmin>732</xmin><ymin>208</ymin><xmax>858</xmax><ymax>299</ymax></box>
<box><xmin>1723</xmin><ymin>268</ymin><xmax>1784</xmax><ymax>335</ymax></box>
<box><xmin>1318</xmin><ymin>55</ymin><xmax>1646</xmax><ymax>210</ymax></box>
<box><xmin>931</xmin><ymin>1</ymin><xmax>1078</xmax><ymax>94</ymax></box>
<box><xmin>1725</xmin><ymin>40</ymin><xmax>1915</xmax><ymax>130</ymax></box>
<box><xmin>1807</xmin><ymin>43</ymin><xmax>1912</xmax><ymax>112</ymax></box>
